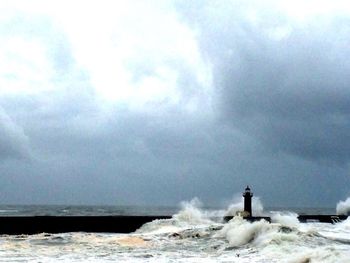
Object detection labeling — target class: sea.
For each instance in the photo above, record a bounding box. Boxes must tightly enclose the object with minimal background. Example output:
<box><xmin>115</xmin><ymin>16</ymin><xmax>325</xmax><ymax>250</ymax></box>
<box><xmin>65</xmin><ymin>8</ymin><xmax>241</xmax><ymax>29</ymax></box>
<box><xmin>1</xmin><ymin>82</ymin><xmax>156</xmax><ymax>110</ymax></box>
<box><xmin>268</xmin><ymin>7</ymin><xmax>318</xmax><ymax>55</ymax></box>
<box><xmin>0</xmin><ymin>198</ymin><xmax>349</xmax><ymax>263</ymax></box>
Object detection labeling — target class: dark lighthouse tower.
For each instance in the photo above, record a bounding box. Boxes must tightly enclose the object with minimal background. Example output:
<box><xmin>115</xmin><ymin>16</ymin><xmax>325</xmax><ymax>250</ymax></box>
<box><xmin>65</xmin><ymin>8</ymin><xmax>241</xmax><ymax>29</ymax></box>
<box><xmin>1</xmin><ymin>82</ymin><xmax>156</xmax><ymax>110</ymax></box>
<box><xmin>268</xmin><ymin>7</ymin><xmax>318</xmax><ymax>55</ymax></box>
<box><xmin>243</xmin><ymin>186</ymin><xmax>253</xmax><ymax>216</ymax></box>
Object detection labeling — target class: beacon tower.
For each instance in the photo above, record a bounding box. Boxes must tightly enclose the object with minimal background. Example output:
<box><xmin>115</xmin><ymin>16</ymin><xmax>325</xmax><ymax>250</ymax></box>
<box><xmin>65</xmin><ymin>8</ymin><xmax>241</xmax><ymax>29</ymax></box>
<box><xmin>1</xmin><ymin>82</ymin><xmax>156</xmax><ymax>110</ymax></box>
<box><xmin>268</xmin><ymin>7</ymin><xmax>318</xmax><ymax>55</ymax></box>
<box><xmin>243</xmin><ymin>185</ymin><xmax>253</xmax><ymax>216</ymax></box>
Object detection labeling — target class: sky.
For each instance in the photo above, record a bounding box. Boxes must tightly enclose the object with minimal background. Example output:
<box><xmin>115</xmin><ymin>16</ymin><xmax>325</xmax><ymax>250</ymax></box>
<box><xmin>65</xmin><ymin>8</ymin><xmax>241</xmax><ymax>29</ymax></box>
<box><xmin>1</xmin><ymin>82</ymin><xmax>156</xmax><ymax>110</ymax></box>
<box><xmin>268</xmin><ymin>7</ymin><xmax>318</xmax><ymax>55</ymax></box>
<box><xmin>0</xmin><ymin>0</ymin><xmax>350</xmax><ymax>208</ymax></box>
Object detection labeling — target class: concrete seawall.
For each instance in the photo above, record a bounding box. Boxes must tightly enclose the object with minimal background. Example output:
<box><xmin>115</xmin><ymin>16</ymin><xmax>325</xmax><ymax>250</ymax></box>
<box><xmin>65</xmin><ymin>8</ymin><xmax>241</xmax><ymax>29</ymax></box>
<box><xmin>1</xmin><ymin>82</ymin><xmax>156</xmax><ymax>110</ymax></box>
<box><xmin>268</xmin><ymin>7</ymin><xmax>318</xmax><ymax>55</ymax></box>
<box><xmin>297</xmin><ymin>215</ymin><xmax>348</xmax><ymax>223</ymax></box>
<box><xmin>0</xmin><ymin>214</ymin><xmax>347</xmax><ymax>235</ymax></box>
<box><xmin>224</xmin><ymin>215</ymin><xmax>348</xmax><ymax>223</ymax></box>
<box><xmin>0</xmin><ymin>216</ymin><xmax>171</xmax><ymax>235</ymax></box>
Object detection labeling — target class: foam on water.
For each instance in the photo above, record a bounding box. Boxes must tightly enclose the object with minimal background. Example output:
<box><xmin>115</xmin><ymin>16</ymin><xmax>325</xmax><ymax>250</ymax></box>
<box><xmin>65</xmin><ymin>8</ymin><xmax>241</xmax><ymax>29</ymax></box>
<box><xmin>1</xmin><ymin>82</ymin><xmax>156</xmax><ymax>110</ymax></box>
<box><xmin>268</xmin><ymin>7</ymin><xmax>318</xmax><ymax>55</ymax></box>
<box><xmin>270</xmin><ymin>211</ymin><xmax>300</xmax><ymax>228</ymax></box>
<box><xmin>339</xmin><ymin>216</ymin><xmax>350</xmax><ymax>229</ymax></box>
<box><xmin>0</xmin><ymin>199</ymin><xmax>349</xmax><ymax>262</ymax></box>
<box><xmin>217</xmin><ymin>216</ymin><xmax>277</xmax><ymax>247</ymax></box>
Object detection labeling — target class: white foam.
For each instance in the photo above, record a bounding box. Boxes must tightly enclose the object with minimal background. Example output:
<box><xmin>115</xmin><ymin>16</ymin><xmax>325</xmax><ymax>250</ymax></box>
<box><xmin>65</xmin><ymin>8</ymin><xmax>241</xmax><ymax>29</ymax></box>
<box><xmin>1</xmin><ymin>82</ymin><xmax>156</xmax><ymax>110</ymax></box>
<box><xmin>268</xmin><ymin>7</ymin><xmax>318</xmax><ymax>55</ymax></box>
<box><xmin>336</xmin><ymin>197</ymin><xmax>350</xmax><ymax>215</ymax></box>
<box><xmin>137</xmin><ymin>198</ymin><xmax>224</xmax><ymax>235</ymax></box>
<box><xmin>217</xmin><ymin>216</ymin><xmax>280</xmax><ymax>247</ymax></box>
<box><xmin>0</xmin><ymin>220</ymin><xmax>350</xmax><ymax>262</ymax></box>
<box><xmin>173</xmin><ymin>198</ymin><xmax>213</xmax><ymax>225</ymax></box>
<box><xmin>283</xmin><ymin>247</ymin><xmax>350</xmax><ymax>263</ymax></box>
<box><xmin>135</xmin><ymin>218</ymin><xmax>181</xmax><ymax>234</ymax></box>
<box><xmin>271</xmin><ymin>212</ymin><xmax>300</xmax><ymax>228</ymax></box>
<box><xmin>338</xmin><ymin>216</ymin><xmax>350</xmax><ymax>229</ymax></box>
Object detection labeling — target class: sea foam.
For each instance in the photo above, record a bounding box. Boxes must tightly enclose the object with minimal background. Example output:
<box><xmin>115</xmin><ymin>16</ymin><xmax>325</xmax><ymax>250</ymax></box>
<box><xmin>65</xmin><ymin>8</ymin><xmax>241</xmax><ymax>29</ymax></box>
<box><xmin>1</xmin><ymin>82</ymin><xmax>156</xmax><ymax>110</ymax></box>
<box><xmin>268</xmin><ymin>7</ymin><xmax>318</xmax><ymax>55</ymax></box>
<box><xmin>271</xmin><ymin>212</ymin><xmax>299</xmax><ymax>228</ymax></box>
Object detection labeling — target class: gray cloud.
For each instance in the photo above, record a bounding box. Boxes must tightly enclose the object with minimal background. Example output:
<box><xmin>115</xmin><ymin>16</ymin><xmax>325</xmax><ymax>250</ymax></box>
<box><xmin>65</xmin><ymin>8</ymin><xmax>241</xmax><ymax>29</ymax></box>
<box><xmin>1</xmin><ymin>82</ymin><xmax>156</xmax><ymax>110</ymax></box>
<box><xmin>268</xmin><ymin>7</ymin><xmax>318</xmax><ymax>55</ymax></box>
<box><xmin>1</xmin><ymin>88</ymin><xmax>349</xmax><ymax>207</ymax></box>
<box><xmin>0</xmin><ymin>1</ymin><xmax>350</xmax><ymax>208</ymax></box>
<box><xmin>0</xmin><ymin>108</ymin><xmax>30</xmax><ymax>160</ymax></box>
<box><xmin>177</xmin><ymin>1</ymin><xmax>350</xmax><ymax>163</ymax></box>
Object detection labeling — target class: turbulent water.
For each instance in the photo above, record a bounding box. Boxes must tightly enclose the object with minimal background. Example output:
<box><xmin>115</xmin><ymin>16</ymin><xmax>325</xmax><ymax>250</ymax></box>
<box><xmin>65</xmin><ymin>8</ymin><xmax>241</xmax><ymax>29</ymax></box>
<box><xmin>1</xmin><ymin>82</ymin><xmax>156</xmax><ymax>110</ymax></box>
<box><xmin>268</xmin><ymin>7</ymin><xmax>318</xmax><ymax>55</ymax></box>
<box><xmin>0</xmin><ymin>200</ymin><xmax>349</xmax><ymax>262</ymax></box>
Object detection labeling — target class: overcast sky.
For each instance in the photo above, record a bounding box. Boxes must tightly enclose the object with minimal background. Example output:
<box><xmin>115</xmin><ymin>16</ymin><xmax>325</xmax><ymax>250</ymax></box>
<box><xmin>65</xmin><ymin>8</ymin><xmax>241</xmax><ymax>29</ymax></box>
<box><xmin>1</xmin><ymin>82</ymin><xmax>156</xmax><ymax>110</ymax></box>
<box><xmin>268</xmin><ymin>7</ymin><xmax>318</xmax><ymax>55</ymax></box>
<box><xmin>0</xmin><ymin>0</ymin><xmax>350</xmax><ymax>208</ymax></box>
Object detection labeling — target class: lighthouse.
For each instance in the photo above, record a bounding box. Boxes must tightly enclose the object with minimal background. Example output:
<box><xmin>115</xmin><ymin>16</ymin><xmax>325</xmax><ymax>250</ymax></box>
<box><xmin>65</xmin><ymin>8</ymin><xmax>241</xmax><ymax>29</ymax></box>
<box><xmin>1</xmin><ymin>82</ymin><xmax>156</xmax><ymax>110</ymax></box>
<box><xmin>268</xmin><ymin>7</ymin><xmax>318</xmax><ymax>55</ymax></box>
<box><xmin>243</xmin><ymin>185</ymin><xmax>253</xmax><ymax>216</ymax></box>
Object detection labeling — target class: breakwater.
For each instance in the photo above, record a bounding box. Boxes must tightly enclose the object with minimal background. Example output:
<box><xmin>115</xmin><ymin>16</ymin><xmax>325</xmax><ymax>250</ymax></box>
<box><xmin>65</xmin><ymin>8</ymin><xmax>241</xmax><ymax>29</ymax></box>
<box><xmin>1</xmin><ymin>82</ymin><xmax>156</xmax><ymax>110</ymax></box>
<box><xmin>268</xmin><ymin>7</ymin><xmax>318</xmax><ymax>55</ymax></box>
<box><xmin>224</xmin><ymin>215</ymin><xmax>348</xmax><ymax>223</ymax></box>
<box><xmin>0</xmin><ymin>214</ymin><xmax>347</xmax><ymax>235</ymax></box>
<box><xmin>0</xmin><ymin>216</ymin><xmax>171</xmax><ymax>235</ymax></box>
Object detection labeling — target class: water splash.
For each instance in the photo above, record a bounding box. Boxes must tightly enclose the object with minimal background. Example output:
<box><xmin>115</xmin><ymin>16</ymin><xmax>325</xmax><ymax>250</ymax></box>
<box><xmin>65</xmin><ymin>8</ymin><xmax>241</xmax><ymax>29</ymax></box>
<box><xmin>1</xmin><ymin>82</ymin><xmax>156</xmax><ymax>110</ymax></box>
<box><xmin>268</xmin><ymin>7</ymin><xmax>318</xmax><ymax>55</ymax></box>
<box><xmin>336</xmin><ymin>197</ymin><xmax>350</xmax><ymax>215</ymax></box>
<box><xmin>173</xmin><ymin>198</ymin><xmax>213</xmax><ymax>225</ymax></box>
<box><xmin>216</xmin><ymin>216</ymin><xmax>271</xmax><ymax>246</ymax></box>
<box><xmin>216</xmin><ymin>216</ymin><xmax>298</xmax><ymax>248</ymax></box>
<box><xmin>271</xmin><ymin>212</ymin><xmax>300</xmax><ymax>228</ymax></box>
<box><xmin>137</xmin><ymin>198</ymin><xmax>223</xmax><ymax>234</ymax></box>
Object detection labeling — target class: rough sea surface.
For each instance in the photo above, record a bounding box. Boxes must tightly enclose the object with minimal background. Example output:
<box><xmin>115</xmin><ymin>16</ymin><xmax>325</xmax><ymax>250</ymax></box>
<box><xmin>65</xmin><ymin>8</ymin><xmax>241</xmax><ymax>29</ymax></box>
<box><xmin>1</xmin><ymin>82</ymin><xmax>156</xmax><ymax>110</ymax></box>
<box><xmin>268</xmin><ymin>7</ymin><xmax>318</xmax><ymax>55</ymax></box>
<box><xmin>0</xmin><ymin>201</ymin><xmax>349</xmax><ymax>262</ymax></box>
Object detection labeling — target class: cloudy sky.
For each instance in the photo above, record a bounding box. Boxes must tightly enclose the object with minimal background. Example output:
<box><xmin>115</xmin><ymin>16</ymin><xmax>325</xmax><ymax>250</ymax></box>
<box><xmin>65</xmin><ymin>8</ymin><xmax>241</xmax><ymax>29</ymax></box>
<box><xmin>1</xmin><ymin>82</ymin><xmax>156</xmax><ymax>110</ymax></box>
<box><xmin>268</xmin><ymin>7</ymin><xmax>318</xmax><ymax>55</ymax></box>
<box><xmin>0</xmin><ymin>0</ymin><xmax>350</xmax><ymax>208</ymax></box>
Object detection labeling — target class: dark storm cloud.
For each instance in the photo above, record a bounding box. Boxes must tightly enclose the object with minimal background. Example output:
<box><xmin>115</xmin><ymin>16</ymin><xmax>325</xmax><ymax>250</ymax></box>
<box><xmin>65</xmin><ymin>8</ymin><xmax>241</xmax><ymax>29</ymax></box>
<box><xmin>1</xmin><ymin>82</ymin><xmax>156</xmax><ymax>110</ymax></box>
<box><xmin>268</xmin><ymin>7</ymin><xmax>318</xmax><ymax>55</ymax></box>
<box><xmin>177</xmin><ymin>1</ymin><xmax>350</xmax><ymax>163</ymax></box>
<box><xmin>1</xmin><ymin>83</ymin><xmax>349</xmax><ymax>206</ymax></box>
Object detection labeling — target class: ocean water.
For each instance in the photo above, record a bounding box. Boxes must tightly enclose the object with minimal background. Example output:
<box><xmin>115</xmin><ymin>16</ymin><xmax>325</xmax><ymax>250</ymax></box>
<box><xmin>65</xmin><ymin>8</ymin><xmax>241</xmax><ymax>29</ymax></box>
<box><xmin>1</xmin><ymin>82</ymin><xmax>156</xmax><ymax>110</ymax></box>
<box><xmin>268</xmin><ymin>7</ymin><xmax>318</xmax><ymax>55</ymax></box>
<box><xmin>0</xmin><ymin>200</ymin><xmax>349</xmax><ymax>262</ymax></box>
